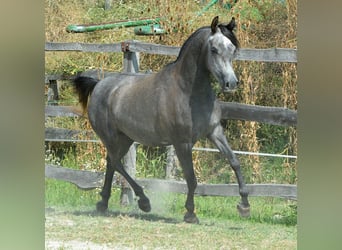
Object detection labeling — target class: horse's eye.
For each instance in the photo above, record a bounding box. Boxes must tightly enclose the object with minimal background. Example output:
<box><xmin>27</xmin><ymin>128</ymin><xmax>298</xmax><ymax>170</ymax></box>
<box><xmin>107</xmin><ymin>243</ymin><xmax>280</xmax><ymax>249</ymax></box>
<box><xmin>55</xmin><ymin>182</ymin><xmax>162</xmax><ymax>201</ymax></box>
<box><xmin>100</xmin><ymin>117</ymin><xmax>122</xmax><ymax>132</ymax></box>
<box><xmin>211</xmin><ymin>47</ymin><xmax>218</xmax><ymax>54</ymax></box>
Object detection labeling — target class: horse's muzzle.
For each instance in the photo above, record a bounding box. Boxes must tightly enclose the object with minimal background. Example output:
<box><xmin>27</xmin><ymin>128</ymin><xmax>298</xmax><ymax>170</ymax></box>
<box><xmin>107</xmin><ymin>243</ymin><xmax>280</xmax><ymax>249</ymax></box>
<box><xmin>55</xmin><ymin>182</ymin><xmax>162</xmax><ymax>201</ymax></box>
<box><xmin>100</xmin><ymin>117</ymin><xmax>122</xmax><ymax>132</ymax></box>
<box><xmin>222</xmin><ymin>80</ymin><xmax>239</xmax><ymax>92</ymax></box>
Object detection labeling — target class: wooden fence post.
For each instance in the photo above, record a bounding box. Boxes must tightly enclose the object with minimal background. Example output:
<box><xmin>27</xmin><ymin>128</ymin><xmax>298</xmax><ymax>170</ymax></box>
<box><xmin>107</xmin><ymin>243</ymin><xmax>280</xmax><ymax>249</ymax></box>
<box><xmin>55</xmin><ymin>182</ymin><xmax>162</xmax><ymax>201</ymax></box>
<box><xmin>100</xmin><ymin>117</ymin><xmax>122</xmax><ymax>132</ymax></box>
<box><xmin>120</xmin><ymin>41</ymin><xmax>140</xmax><ymax>205</ymax></box>
<box><xmin>166</xmin><ymin>145</ymin><xmax>177</xmax><ymax>179</ymax></box>
<box><xmin>120</xmin><ymin>143</ymin><xmax>137</xmax><ymax>205</ymax></box>
<box><xmin>122</xmin><ymin>44</ymin><xmax>139</xmax><ymax>73</ymax></box>
<box><xmin>47</xmin><ymin>80</ymin><xmax>59</xmax><ymax>105</ymax></box>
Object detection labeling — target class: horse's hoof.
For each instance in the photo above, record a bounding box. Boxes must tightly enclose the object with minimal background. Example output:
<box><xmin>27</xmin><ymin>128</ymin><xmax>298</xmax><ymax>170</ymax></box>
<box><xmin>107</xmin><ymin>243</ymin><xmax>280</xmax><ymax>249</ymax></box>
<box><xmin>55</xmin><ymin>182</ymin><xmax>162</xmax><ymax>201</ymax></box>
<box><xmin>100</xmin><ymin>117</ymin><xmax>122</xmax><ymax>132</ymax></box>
<box><xmin>184</xmin><ymin>212</ymin><xmax>199</xmax><ymax>224</ymax></box>
<box><xmin>237</xmin><ymin>203</ymin><xmax>250</xmax><ymax>218</ymax></box>
<box><xmin>96</xmin><ymin>201</ymin><xmax>108</xmax><ymax>212</ymax></box>
<box><xmin>138</xmin><ymin>197</ymin><xmax>151</xmax><ymax>212</ymax></box>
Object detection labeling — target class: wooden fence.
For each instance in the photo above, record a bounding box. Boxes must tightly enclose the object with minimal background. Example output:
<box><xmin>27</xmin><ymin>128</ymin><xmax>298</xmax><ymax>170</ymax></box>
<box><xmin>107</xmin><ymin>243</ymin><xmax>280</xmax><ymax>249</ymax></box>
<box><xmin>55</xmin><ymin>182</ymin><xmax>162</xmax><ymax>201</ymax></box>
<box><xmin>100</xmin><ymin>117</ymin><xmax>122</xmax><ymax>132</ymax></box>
<box><xmin>45</xmin><ymin>40</ymin><xmax>297</xmax><ymax>201</ymax></box>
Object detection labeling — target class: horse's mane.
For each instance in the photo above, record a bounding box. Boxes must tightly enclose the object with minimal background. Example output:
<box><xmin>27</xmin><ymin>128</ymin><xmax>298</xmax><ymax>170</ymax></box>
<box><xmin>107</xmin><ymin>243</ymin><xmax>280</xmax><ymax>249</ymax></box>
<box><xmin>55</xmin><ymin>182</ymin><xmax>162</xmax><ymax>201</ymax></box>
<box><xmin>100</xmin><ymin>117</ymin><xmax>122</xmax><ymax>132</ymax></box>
<box><xmin>175</xmin><ymin>26</ymin><xmax>210</xmax><ymax>62</ymax></box>
<box><xmin>169</xmin><ymin>22</ymin><xmax>239</xmax><ymax>65</ymax></box>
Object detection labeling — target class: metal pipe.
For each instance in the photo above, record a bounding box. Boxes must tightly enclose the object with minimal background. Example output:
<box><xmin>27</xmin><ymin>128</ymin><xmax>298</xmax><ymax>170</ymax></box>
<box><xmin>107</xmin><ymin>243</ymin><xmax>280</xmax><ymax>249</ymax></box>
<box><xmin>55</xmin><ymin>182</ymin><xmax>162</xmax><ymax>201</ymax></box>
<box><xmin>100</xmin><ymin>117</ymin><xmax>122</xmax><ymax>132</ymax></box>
<box><xmin>134</xmin><ymin>24</ymin><xmax>166</xmax><ymax>36</ymax></box>
<box><xmin>66</xmin><ymin>18</ymin><xmax>161</xmax><ymax>33</ymax></box>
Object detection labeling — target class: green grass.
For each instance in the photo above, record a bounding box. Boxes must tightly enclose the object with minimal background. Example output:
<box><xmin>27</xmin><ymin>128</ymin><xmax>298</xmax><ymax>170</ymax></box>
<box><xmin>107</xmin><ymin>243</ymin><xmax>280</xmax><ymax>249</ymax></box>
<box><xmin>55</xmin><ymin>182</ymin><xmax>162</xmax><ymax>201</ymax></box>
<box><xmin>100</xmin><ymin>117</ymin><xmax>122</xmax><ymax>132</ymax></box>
<box><xmin>46</xmin><ymin>209</ymin><xmax>297</xmax><ymax>249</ymax></box>
<box><xmin>45</xmin><ymin>191</ymin><xmax>297</xmax><ymax>249</ymax></box>
<box><xmin>45</xmin><ymin>152</ymin><xmax>297</xmax><ymax>248</ymax></box>
<box><xmin>45</xmin><ymin>142</ymin><xmax>297</xmax><ymax>226</ymax></box>
<box><xmin>45</xmin><ymin>179</ymin><xmax>99</xmax><ymax>207</ymax></box>
<box><xmin>45</xmin><ymin>178</ymin><xmax>296</xmax><ymax>226</ymax></box>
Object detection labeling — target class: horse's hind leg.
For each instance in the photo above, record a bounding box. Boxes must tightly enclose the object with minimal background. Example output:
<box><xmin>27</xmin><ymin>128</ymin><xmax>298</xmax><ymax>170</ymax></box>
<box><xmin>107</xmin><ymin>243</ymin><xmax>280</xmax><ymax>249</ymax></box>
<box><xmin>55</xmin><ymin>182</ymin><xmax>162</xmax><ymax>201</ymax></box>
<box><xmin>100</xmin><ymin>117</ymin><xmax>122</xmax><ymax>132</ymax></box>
<box><xmin>96</xmin><ymin>135</ymin><xmax>133</xmax><ymax>212</ymax></box>
<box><xmin>208</xmin><ymin>125</ymin><xmax>250</xmax><ymax>217</ymax></box>
<box><xmin>174</xmin><ymin>143</ymin><xmax>199</xmax><ymax>224</ymax></box>
<box><xmin>96</xmin><ymin>154</ymin><xmax>115</xmax><ymax>212</ymax></box>
<box><xmin>114</xmin><ymin>160</ymin><xmax>151</xmax><ymax>212</ymax></box>
<box><xmin>97</xmin><ymin>134</ymin><xmax>151</xmax><ymax>213</ymax></box>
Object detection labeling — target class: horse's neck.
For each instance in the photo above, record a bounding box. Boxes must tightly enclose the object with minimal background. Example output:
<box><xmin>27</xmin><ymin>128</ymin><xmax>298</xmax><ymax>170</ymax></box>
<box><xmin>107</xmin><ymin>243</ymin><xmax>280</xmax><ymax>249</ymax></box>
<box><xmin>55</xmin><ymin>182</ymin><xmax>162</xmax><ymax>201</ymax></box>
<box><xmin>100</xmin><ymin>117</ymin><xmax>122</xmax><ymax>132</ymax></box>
<box><xmin>174</xmin><ymin>32</ymin><xmax>212</xmax><ymax>96</ymax></box>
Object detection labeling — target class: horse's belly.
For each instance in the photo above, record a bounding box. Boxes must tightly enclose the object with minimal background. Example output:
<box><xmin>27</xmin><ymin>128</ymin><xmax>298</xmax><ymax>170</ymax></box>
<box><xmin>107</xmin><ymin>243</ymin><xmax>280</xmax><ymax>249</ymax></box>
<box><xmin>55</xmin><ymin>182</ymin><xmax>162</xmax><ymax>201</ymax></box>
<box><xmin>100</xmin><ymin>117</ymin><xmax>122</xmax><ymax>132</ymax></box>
<box><xmin>121</xmin><ymin>126</ymin><xmax>171</xmax><ymax>146</ymax></box>
<box><xmin>114</xmin><ymin>112</ymin><xmax>170</xmax><ymax>146</ymax></box>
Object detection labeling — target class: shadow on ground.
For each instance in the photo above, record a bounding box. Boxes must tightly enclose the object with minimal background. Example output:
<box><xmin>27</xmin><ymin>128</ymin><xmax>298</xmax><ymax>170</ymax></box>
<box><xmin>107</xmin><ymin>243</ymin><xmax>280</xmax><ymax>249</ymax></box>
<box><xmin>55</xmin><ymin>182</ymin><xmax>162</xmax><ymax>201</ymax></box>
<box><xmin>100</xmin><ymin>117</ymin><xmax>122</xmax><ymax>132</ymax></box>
<box><xmin>45</xmin><ymin>206</ymin><xmax>244</xmax><ymax>230</ymax></box>
<box><xmin>46</xmin><ymin>207</ymin><xmax>180</xmax><ymax>224</ymax></box>
<box><xmin>77</xmin><ymin>209</ymin><xmax>181</xmax><ymax>224</ymax></box>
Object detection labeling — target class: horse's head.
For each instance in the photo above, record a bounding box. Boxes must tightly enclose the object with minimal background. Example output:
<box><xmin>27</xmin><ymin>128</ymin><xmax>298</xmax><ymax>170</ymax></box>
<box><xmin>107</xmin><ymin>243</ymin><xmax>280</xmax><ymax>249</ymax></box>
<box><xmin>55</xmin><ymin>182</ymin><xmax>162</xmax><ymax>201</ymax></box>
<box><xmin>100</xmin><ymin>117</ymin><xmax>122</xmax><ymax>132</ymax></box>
<box><xmin>207</xmin><ymin>16</ymin><xmax>239</xmax><ymax>92</ymax></box>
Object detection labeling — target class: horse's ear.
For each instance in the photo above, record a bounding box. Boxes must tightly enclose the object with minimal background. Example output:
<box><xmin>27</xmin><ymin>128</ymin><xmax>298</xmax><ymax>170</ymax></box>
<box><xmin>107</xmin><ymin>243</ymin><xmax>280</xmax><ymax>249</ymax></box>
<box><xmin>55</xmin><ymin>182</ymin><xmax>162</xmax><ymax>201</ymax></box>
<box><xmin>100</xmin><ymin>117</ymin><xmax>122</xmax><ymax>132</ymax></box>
<box><xmin>211</xmin><ymin>16</ymin><xmax>219</xmax><ymax>33</ymax></box>
<box><xmin>227</xmin><ymin>17</ymin><xmax>236</xmax><ymax>31</ymax></box>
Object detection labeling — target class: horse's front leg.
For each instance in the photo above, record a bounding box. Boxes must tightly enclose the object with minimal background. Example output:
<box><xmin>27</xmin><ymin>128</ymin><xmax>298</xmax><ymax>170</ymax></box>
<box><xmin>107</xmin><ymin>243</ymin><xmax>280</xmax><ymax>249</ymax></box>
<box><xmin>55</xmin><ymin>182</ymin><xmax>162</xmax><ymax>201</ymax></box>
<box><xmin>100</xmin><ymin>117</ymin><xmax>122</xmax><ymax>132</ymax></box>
<box><xmin>208</xmin><ymin>125</ymin><xmax>250</xmax><ymax>217</ymax></box>
<box><xmin>174</xmin><ymin>143</ymin><xmax>199</xmax><ymax>224</ymax></box>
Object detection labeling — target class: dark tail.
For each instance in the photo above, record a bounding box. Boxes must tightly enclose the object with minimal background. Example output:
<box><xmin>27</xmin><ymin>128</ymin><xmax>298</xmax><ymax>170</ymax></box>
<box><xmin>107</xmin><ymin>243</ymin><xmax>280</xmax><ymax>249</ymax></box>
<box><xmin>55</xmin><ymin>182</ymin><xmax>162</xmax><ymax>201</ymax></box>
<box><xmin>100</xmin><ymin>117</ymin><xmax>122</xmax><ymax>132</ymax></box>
<box><xmin>73</xmin><ymin>75</ymin><xmax>99</xmax><ymax>111</ymax></box>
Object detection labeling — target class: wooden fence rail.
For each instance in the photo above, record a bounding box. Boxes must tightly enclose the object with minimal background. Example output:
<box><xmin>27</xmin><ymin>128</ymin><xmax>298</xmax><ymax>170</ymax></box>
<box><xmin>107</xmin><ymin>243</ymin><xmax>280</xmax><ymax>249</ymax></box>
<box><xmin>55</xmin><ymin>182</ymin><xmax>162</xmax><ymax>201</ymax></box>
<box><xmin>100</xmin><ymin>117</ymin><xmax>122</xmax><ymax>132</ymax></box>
<box><xmin>45</xmin><ymin>101</ymin><xmax>296</xmax><ymax>128</ymax></box>
<box><xmin>45</xmin><ymin>164</ymin><xmax>297</xmax><ymax>200</ymax></box>
<box><xmin>45</xmin><ymin>41</ymin><xmax>297</xmax><ymax>62</ymax></box>
<box><xmin>45</xmin><ymin>102</ymin><xmax>296</xmax><ymax>145</ymax></box>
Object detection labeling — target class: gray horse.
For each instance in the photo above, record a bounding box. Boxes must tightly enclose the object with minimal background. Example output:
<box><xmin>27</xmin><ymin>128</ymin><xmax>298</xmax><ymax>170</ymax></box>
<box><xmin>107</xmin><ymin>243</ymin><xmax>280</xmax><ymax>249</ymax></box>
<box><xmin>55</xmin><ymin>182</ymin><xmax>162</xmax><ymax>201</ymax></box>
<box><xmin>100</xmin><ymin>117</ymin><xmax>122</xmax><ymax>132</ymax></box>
<box><xmin>74</xmin><ymin>16</ymin><xmax>250</xmax><ymax>223</ymax></box>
